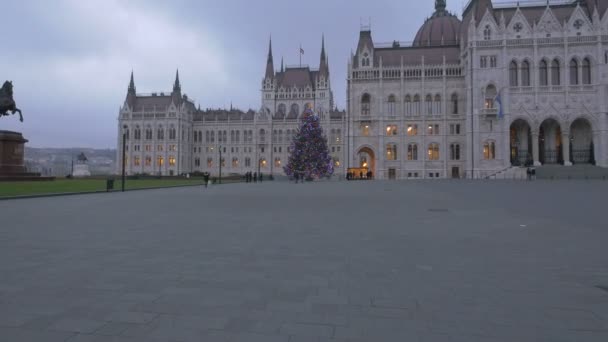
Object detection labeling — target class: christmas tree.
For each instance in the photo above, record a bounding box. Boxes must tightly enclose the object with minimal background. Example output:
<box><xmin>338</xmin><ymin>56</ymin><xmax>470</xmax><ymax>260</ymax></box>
<box><xmin>284</xmin><ymin>108</ymin><xmax>334</xmax><ymax>180</ymax></box>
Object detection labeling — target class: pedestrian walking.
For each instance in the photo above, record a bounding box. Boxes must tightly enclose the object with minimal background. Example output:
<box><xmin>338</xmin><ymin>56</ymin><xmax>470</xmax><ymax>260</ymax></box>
<box><xmin>253</xmin><ymin>172</ymin><xmax>257</xmax><ymax>183</ymax></box>
<box><xmin>203</xmin><ymin>172</ymin><xmax>210</xmax><ymax>188</ymax></box>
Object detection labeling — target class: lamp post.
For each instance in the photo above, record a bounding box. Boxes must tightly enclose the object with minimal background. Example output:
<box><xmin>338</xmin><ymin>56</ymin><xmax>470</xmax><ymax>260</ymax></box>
<box><xmin>218</xmin><ymin>145</ymin><xmax>222</xmax><ymax>184</ymax></box>
<box><xmin>122</xmin><ymin>125</ymin><xmax>128</xmax><ymax>192</ymax></box>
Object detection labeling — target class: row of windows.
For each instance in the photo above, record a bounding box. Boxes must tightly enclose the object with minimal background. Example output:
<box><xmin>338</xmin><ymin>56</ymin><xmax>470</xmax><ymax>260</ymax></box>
<box><xmin>126</xmin><ymin>156</ymin><xmax>176</xmax><ymax>167</ymax></box>
<box><xmin>126</xmin><ymin>145</ymin><xmax>177</xmax><ymax>152</ymax></box>
<box><xmin>361</xmin><ymin>93</ymin><xmax>460</xmax><ymax>116</ymax></box>
<box><xmin>361</xmin><ymin>124</ymin><xmax>461</xmax><ymax>136</ymax></box>
<box><xmin>380</xmin><ymin>141</ymin><xmax>496</xmax><ymax>161</ymax></box>
<box><xmin>509</xmin><ymin>58</ymin><xmax>592</xmax><ymax>87</ymax></box>
<box><xmin>383</xmin><ymin>143</ymin><xmax>457</xmax><ymax>161</ymax></box>
<box><xmin>199</xmin><ymin>157</ymin><xmax>342</xmax><ymax>169</ymax></box>
<box><xmin>126</xmin><ymin>127</ymin><xmax>177</xmax><ymax>141</ymax></box>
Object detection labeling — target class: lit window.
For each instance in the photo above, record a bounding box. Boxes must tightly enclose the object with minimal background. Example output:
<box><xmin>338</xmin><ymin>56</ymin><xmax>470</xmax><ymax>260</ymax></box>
<box><xmin>407</xmin><ymin>124</ymin><xmax>418</xmax><ymax>136</ymax></box>
<box><xmin>362</xmin><ymin>123</ymin><xmax>370</xmax><ymax>136</ymax></box>
<box><xmin>274</xmin><ymin>158</ymin><xmax>281</xmax><ymax>167</ymax></box>
<box><xmin>386</xmin><ymin>144</ymin><xmax>397</xmax><ymax>161</ymax></box>
<box><xmin>483</xmin><ymin>141</ymin><xmax>496</xmax><ymax>160</ymax></box>
<box><xmin>232</xmin><ymin>158</ymin><xmax>239</xmax><ymax>168</ymax></box>
<box><xmin>134</xmin><ymin>156</ymin><xmax>140</xmax><ymax>166</ymax></box>
<box><xmin>145</xmin><ymin>156</ymin><xmax>151</xmax><ymax>166</ymax></box>
<box><xmin>157</xmin><ymin>156</ymin><xmax>164</xmax><ymax>166</ymax></box>
<box><xmin>169</xmin><ymin>156</ymin><xmax>176</xmax><ymax>166</ymax></box>
<box><xmin>386</xmin><ymin>125</ymin><xmax>398</xmax><ymax>136</ymax></box>
<box><xmin>207</xmin><ymin>158</ymin><xmax>213</xmax><ymax>168</ymax></box>
<box><xmin>427</xmin><ymin>143</ymin><xmax>439</xmax><ymax>160</ymax></box>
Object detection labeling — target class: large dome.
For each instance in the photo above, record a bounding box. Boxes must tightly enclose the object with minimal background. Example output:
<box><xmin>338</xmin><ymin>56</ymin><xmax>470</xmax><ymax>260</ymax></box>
<box><xmin>413</xmin><ymin>1</ymin><xmax>461</xmax><ymax>47</ymax></box>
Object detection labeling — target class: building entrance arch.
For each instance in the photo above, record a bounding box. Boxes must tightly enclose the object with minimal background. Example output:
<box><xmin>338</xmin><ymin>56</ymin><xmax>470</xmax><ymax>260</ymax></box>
<box><xmin>539</xmin><ymin>119</ymin><xmax>563</xmax><ymax>164</ymax></box>
<box><xmin>356</xmin><ymin>146</ymin><xmax>375</xmax><ymax>178</ymax></box>
<box><xmin>510</xmin><ymin>119</ymin><xmax>532</xmax><ymax>166</ymax></box>
<box><xmin>570</xmin><ymin>118</ymin><xmax>594</xmax><ymax>164</ymax></box>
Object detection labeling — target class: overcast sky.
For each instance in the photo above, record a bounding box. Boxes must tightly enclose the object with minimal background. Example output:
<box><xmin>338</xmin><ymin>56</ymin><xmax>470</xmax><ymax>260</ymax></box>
<box><xmin>2</xmin><ymin>0</ymin><xmax>463</xmax><ymax>148</ymax></box>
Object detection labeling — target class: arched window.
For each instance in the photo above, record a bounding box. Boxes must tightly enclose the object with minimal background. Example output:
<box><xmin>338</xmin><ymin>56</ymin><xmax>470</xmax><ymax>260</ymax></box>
<box><xmin>210</xmin><ymin>131</ymin><xmax>215</xmax><ymax>143</ymax></box>
<box><xmin>125</xmin><ymin>128</ymin><xmax>130</xmax><ymax>140</ymax></box>
<box><xmin>223</xmin><ymin>131</ymin><xmax>227</xmax><ymax>143</ymax></box>
<box><xmin>451</xmin><ymin>93</ymin><xmax>459</xmax><ymax>114</ymax></box>
<box><xmin>408</xmin><ymin>143</ymin><xmax>418</xmax><ymax>160</ymax></box>
<box><xmin>582</xmin><ymin>58</ymin><xmax>591</xmax><ymax>85</ymax></box>
<box><xmin>483</xmin><ymin>141</ymin><xmax>496</xmax><ymax>160</ymax></box>
<box><xmin>425</xmin><ymin>94</ymin><xmax>433</xmax><ymax>115</ymax></box>
<box><xmin>413</xmin><ymin>95</ymin><xmax>421</xmax><ymax>115</ymax></box>
<box><xmin>259</xmin><ymin>129</ymin><xmax>266</xmax><ymax>143</ymax></box>
<box><xmin>539</xmin><ymin>60</ymin><xmax>548</xmax><ymax>86</ymax></box>
<box><xmin>434</xmin><ymin>94</ymin><xmax>441</xmax><ymax>115</ymax></box>
<box><xmin>157</xmin><ymin>126</ymin><xmax>164</xmax><ymax>140</ymax></box>
<box><xmin>569</xmin><ymin>59</ymin><xmax>579</xmax><ymax>85</ymax></box>
<box><xmin>145</xmin><ymin>127</ymin><xmax>153</xmax><ymax>140</ymax></box>
<box><xmin>361</xmin><ymin>93</ymin><xmax>371</xmax><ymax>115</ymax></box>
<box><xmin>509</xmin><ymin>61</ymin><xmax>518</xmax><ymax>86</ymax></box>
<box><xmin>427</xmin><ymin>143</ymin><xmax>440</xmax><ymax>160</ymax></box>
<box><xmin>485</xmin><ymin>85</ymin><xmax>497</xmax><ymax>109</ymax></box>
<box><xmin>386</xmin><ymin>144</ymin><xmax>397</xmax><ymax>161</ymax></box>
<box><xmin>551</xmin><ymin>59</ymin><xmax>561</xmax><ymax>85</ymax></box>
<box><xmin>218</xmin><ymin>130</ymin><xmax>223</xmax><ymax>143</ymax></box>
<box><xmin>450</xmin><ymin>143</ymin><xmax>460</xmax><ymax>160</ymax></box>
<box><xmin>278</xmin><ymin>130</ymin><xmax>283</xmax><ymax>143</ymax></box>
<box><xmin>387</xmin><ymin>95</ymin><xmax>396</xmax><ymax>116</ymax></box>
<box><xmin>278</xmin><ymin>103</ymin><xmax>286</xmax><ymax>118</ymax></box>
<box><xmin>484</xmin><ymin>25</ymin><xmax>491</xmax><ymax>40</ymax></box>
<box><xmin>198</xmin><ymin>131</ymin><xmax>202</xmax><ymax>143</ymax></box>
<box><xmin>521</xmin><ymin>60</ymin><xmax>530</xmax><ymax>86</ymax></box>
<box><xmin>194</xmin><ymin>130</ymin><xmax>198</xmax><ymax>143</ymax></box>
<box><xmin>134</xmin><ymin>126</ymin><xmax>141</xmax><ymax>140</ymax></box>
<box><xmin>404</xmin><ymin>95</ymin><xmax>412</xmax><ymax>115</ymax></box>
<box><xmin>290</xmin><ymin>103</ymin><xmax>299</xmax><ymax>117</ymax></box>
<box><xmin>232</xmin><ymin>157</ymin><xmax>239</xmax><ymax>168</ymax></box>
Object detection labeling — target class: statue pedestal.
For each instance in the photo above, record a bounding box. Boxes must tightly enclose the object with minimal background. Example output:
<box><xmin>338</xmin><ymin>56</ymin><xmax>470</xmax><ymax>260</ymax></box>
<box><xmin>73</xmin><ymin>164</ymin><xmax>91</xmax><ymax>177</ymax></box>
<box><xmin>0</xmin><ymin>130</ymin><xmax>52</xmax><ymax>181</ymax></box>
<box><xmin>0</xmin><ymin>130</ymin><xmax>28</xmax><ymax>175</ymax></box>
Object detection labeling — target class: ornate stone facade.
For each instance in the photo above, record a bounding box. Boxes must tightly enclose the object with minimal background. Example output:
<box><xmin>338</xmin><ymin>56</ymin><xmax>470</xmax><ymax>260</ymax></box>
<box><xmin>347</xmin><ymin>0</ymin><xmax>608</xmax><ymax>179</ymax></box>
<box><xmin>117</xmin><ymin>39</ymin><xmax>346</xmax><ymax>177</ymax></box>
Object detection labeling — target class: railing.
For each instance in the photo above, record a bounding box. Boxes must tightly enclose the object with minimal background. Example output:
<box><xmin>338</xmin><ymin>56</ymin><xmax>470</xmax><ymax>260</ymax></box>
<box><xmin>351</xmin><ymin>65</ymin><xmax>462</xmax><ymax>81</ymax></box>
<box><xmin>568</xmin><ymin>36</ymin><xmax>597</xmax><ymax>44</ymax></box>
<box><xmin>481</xmin><ymin>108</ymin><xmax>498</xmax><ymax>117</ymax></box>
<box><xmin>572</xmin><ymin>149</ymin><xmax>593</xmax><ymax>164</ymax></box>
<box><xmin>506</xmin><ymin>38</ymin><xmax>534</xmax><ymax>46</ymax></box>
<box><xmin>477</xmin><ymin>40</ymin><xmax>502</xmax><ymax>47</ymax></box>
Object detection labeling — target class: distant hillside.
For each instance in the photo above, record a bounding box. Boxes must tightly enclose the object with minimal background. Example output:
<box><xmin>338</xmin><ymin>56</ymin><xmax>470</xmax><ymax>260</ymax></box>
<box><xmin>25</xmin><ymin>147</ymin><xmax>116</xmax><ymax>176</ymax></box>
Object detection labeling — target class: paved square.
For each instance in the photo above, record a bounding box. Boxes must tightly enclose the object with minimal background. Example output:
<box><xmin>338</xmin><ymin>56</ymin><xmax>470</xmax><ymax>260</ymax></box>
<box><xmin>1</xmin><ymin>180</ymin><xmax>608</xmax><ymax>341</ymax></box>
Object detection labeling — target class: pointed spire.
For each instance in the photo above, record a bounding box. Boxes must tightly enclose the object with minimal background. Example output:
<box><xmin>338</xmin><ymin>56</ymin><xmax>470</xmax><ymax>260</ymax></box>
<box><xmin>173</xmin><ymin>69</ymin><xmax>181</xmax><ymax>92</ymax></box>
<box><xmin>281</xmin><ymin>57</ymin><xmax>284</xmax><ymax>73</ymax></box>
<box><xmin>319</xmin><ymin>35</ymin><xmax>329</xmax><ymax>77</ymax></box>
<box><xmin>128</xmin><ymin>70</ymin><xmax>136</xmax><ymax>94</ymax></box>
<box><xmin>265</xmin><ymin>36</ymin><xmax>274</xmax><ymax>79</ymax></box>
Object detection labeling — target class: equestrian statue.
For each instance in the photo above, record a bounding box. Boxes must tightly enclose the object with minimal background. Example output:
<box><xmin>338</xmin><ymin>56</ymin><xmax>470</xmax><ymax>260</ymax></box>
<box><xmin>0</xmin><ymin>81</ymin><xmax>23</xmax><ymax>122</ymax></box>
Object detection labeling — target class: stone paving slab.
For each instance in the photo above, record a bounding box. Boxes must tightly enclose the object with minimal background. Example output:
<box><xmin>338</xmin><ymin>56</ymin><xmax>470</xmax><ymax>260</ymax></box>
<box><xmin>1</xmin><ymin>180</ymin><xmax>608</xmax><ymax>341</ymax></box>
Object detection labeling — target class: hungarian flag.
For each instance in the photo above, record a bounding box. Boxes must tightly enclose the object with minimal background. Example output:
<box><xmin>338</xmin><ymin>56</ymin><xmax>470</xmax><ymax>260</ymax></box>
<box><xmin>300</xmin><ymin>47</ymin><xmax>304</xmax><ymax>55</ymax></box>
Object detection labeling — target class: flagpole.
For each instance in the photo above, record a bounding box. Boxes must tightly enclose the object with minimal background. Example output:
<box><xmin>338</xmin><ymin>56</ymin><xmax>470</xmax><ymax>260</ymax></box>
<box><xmin>299</xmin><ymin>44</ymin><xmax>302</xmax><ymax>67</ymax></box>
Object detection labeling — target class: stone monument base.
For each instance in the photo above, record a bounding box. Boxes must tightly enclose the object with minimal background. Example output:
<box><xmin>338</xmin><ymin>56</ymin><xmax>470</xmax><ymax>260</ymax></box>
<box><xmin>0</xmin><ymin>130</ymin><xmax>53</xmax><ymax>181</ymax></box>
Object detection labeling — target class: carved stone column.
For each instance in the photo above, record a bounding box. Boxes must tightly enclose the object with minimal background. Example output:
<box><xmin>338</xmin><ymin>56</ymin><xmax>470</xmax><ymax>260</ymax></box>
<box><xmin>532</xmin><ymin>132</ymin><xmax>541</xmax><ymax>166</ymax></box>
<box><xmin>562</xmin><ymin>131</ymin><xmax>572</xmax><ymax>166</ymax></box>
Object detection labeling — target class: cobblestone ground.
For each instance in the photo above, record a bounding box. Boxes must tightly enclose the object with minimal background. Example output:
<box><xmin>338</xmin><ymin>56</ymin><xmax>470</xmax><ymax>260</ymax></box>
<box><xmin>1</xmin><ymin>180</ymin><xmax>608</xmax><ymax>342</ymax></box>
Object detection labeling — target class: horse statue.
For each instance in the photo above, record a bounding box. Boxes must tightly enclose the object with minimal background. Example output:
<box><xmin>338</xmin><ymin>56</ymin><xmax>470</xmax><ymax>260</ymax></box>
<box><xmin>0</xmin><ymin>81</ymin><xmax>23</xmax><ymax>122</ymax></box>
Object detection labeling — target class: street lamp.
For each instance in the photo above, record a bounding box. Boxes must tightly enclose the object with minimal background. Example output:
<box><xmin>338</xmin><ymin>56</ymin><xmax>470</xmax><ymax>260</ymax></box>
<box><xmin>122</xmin><ymin>125</ymin><xmax>128</xmax><ymax>192</ymax></box>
